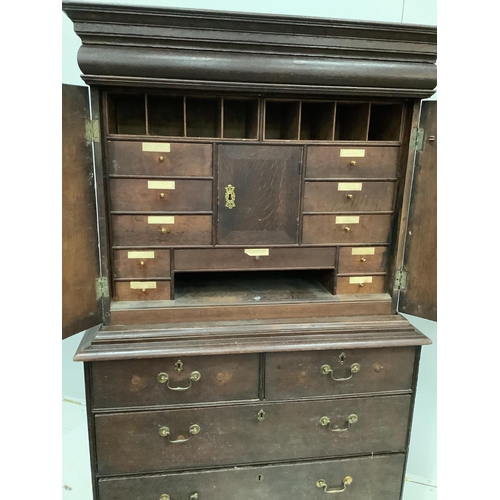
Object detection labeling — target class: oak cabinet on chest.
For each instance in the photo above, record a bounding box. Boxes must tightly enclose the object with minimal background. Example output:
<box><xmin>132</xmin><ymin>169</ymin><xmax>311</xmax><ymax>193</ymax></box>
<box><xmin>62</xmin><ymin>3</ymin><xmax>437</xmax><ymax>499</ymax></box>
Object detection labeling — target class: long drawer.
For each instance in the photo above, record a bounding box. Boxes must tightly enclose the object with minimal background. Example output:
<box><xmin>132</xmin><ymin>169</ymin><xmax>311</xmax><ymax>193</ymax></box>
<box><xmin>95</xmin><ymin>395</ymin><xmax>411</xmax><ymax>475</ymax></box>
<box><xmin>174</xmin><ymin>247</ymin><xmax>336</xmax><ymax>271</ymax></box>
<box><xmin>265</xmin><ymin>347</ymin><xmax>415</xmax><ymax>400</ymax></box>
<box><xmin>98</xmin><ymin>453</ymin><xmax>406</xmax><ymax>500</ymax></box>
<box><xmin>306</xmin><ymin>146</ymin><xmax>399</xmax><ymax>179</ymax></box>
<box><xmin>302</xmin><ymin>214</ymin><xmax>392</xmax><ymax>244</ymax></box>
<box><xmin>91</xmin><ymin>354</ymin><xmax>260</xmax><ymax>409</ymax></box>
<box><xmin>111</xmin><ymin>215</ymin><xmax>212</xmax><ymax>246</ymax></box>
<box><xmin>109</xmin><ymin>178</ymin><xmax>213</xmax><ymax>212</ymax></box>
<box><xmin>107</xmin><ymin>141</ymin><xmax>213</xmax><ymax>177</ymax></box>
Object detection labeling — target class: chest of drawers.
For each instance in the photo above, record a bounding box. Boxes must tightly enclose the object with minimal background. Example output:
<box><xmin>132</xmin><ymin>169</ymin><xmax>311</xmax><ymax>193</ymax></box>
<box><xmin>62</xmin><ymin>3</ymin><xmax>436</xmax><ymax>499</ymax></box>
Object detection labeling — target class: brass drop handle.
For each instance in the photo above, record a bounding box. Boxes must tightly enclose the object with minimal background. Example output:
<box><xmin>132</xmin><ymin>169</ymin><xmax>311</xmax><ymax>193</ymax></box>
<box><xmin>346</xmin><ymin>194</ymin><xmax>353</xmax><ymax>200</ymax></box>
<box><xmin>158</xmin><ymin>424</ymin><xmax>201</xmax><ymax>443</ymax></box>
<box><xmin>159</xmin><ymin>495</ymin><xmax>199</xmax><ymax>500</ymax></box>
<box><xmin>316</xmin><ymin>476</ymin><xmax>353</xmax><ymax>494</ymax></box>
<box><xmin>159</xmin><ymin>156</ymin><xmax>165</xmax><ymax>162</ymax></box>
<box><xmin>349</xmin><ymin>160</ymin><xmax>356</xmax><ymax>166</ymax></box>
<box><xmin>321</xmin><ymin>363</ymin><xmax>360</xmax><ymax>381</ymax></box>
<box><xmin>319</xmin><ymin>414</ymin><xmax>358</xmax><ymax>432</ymax></box>
<box><xmin>158</xmin><ymin>371</ymin><xmax>201</xmax><ymax>391</ymax></box>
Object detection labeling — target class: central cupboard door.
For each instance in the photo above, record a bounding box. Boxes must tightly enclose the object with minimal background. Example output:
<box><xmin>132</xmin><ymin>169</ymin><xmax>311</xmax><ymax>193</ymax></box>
<box><xmin>217</xmin><ymin>145</ymin><xmax>302</xmax><ymax>245</ymax></box>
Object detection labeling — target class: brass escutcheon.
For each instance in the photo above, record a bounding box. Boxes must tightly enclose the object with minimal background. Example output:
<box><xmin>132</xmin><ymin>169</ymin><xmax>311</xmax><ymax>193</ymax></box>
<box><xmin>257</xmin><ymin>409</ymin><xmax>266</xmax><ymax>421</ymax></box>
<box><xmin>225</xmin><ymin>184</ymin><xmax>236</xmax><ymax>209</ymax></box>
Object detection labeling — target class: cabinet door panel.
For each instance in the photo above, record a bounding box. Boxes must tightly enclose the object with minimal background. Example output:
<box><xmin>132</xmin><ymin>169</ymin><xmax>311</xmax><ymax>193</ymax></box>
<box><xmin>217</xmin><ymin>145</ymin><xmax>301</xmax><ymax>245</ymax></box>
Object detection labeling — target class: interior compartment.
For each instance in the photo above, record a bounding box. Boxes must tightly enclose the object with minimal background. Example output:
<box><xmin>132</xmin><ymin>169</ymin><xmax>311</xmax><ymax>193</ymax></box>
<box><xmin>264</xmin><ymin>100</ymin><xmax>300</xmax><ymax>140</ymax></box>
<box><xmin>107</xmin><ymin>93</ymin><xmax>146</xmax><ymax>135</ymax></box>
<box><xmin>173</xmin><ymin>270</ymin><xmax>337</xmax><ymax>304</ymax></box>
<box><xmin>300</xmin><ymin>101</ymin><xmax>335</xmax><ymax>140</ymax></box>
<box><xmin>334</xmin><ymin>102</ymin><xmax>370</xmax><ymax>141</ymax></box>
<box><xmin>223</xmin><ymin>98</ymin><xmax>259</xmax><ymax>139</ymax></box>
<box><xmin>148</xmin><ymin>94</ymin><xmax>185</xmax><ymax>137</ymax></box>
<box><xmin>186</xmin><ymin>97</ymin><xmax>222</xmax><ymax>137</ymax></box>
<box><xmin>368</xmin><ymin>103</ymin><xmax>403</xmax><ymax>141</ymax></box>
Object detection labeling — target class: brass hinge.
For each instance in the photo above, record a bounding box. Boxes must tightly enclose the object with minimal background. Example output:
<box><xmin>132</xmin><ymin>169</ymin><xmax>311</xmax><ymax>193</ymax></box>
<box><xmin>96</xmin><ymin>277</ymin><xmax>109</xmax><ymax>299</ymax></box>
<box><xmin>394</xmin><ymin>270</ymin><xmax>407</xmax><ymax>290</ymax></box>
<box><xmin>410</xmin><ymin>127</ymin><xmax>424</xmax><ymax>152</ymax></box>
<box><xmin>86</xmin><ymin>119</ymin><xmax>100</xmax><ymax>144</ymax></box>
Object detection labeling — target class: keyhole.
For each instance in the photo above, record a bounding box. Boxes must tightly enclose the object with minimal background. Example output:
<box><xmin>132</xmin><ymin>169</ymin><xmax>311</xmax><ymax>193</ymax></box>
<box><xmin>257</xmin><ymin>474</ymin><xmax>263</xmax><ymax>481</ymax></box>
<box><xmin>228</xmin><ymin>194</ymin><xmax>232</xmax><ymax>200</ymax></box>
<box><xmin>339</xmin><ymin>352</ymin><xmax>346</xmax><ymax>364</ymax></box>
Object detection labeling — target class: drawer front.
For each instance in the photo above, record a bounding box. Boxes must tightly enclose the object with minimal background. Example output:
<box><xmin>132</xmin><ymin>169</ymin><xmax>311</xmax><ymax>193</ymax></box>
<box><xmin>338</xmin><ymin>246</ymin><xmax>388</xmax><ymax>274</ymax></box>
<box><xmin>95</xmin><ymin>395</ymin><xmax>410</xmax><ymax>475</ymax></box>
<box><xmin>111</xmin><ymin>215</ymin><xmax>212</xmax><ymax>246</ymax></box>
<box><xmin>265</xmin><ymin>347</ymin><xmax>416</xmax><ymax>400</ymax></box>
<box><xmin>109</xmin><ymin>179</ymin><xmax>213</xmax><ymax>212</ymax></box>
<box><xmin>114</xmin><ymin>280</ymin><xmax>171</xmax><ymax>301</ymax></box>
<box><xmin>113</xmin><ymin>250</ymin><xmax>171</xmax><ymax>278</ymax></box>
<box><xmin>174</xmin><ymin>247</ymin><xmax>336</xmax><ymax>271</ymax></box>
<box><xmin>107</xmin><ymin>141</ymin><xmax>213</xmax><ymax>177</ymax></box>
<box><xmin>302</xmin><ymin>214</ymin><xmax>392</xmax><ymax>244</ymax></box>
<box><xmin>306</xmin><ymin>146</ymin><xmax>399</xmax><ymax>179</ymax></box>
<box><xmin>98</xmin><ymin>453</ymin><xmax>406</xmax><ymax>500</ymax></box>
<box><xmin>336</xmin><ymin>275</ymin><xmax>386</xmax><ymax>294</ymax></box>
<box><xmin>91</xmin><ymin>354</ymin><xmax>260</xmax><ymax>409</ymax></box>
<box><xmin>303</xmin><ymin>181</ymin><xmax>395</xmax><ymax>212</ymax></box>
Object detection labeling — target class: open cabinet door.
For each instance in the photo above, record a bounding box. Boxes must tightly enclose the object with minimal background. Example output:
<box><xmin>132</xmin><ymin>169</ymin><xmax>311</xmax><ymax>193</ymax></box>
<box><xmin>398</xmin><ymin>100</ymin><xmax>437</xmax><ymax>321</ymax></box>
<box><xmin>62</xmin><ymin>84</ymin><xmax>102</xmax><ymax>338</ymax></box>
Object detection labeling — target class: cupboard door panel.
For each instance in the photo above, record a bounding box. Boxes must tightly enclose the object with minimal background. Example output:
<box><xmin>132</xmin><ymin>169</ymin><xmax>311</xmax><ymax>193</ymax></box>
<box><xmin>217</xmin><ymin>145</ymin><xmax>301</xmax><ymax>245</ymax></box>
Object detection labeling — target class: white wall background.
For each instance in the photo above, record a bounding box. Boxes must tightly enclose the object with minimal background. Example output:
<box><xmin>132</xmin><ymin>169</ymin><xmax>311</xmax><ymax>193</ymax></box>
<box><xmin>62</xmin><ymin>0</ymin><xmax>437</xmax><ymax>485</ymax></box>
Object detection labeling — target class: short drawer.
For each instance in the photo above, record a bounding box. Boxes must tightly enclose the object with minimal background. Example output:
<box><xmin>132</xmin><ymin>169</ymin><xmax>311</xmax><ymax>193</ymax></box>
<box><xmin>303</xmin><ymin>181</ymin><xmax>395</xmax><ymax>212</ymax></box>
<box><xmin>336</xmin><ymin>275</ymin><xmax>386</xmax><ymax>294</ymax></box>
<box><xmin>338</xmin><ymin>246</ymin><xmax>388</xmax><ymax>274</ymax></box>
<box><xmin>174</xmin><ymin>247</ymin><xmax>336</xmax><ymax>271</ymax></box>
<box><xmin>111</xmin><ymin>215</ymin><xmax>212</xmax><ymax>246</ymax></box>
<box><xmin>109</xmin><ymin>178</ymin><xmax>212</xmax><ymax>212</ymax></box>
<box><xmin>107</xmin><ymin>141</ymin><xmax>213</xmax><ymax>177</ymax></box>
<box><xmin>113</xmin><ymin>249</ymin><xmax>171</xmax><ymax>279</ymax></box>
<box><xmin>265</xmin><ymin>347</ymin><xmax>416</xmax><ymax>400</ymax></box>
<box><xmin>114</xmin><ymin>280</ymin><xmax>171</xmax><ymax>301</ymax></box>
<box><xmin>302</xmin><ymin>214</ymin><xmax>392</xmax><ymax>244</ymax></box>
<box><xmin>91</xmin><ymin>354</ymin><xmax>260</xmax><ymax>409</ymax></box>
<box><xmin>306</xmin><ymin>146</ymin><xmax>399</xmax><ymax>179</ymax></box>
<box><xmin>95</xmin><ymin>395</ymin><xmax>410</xmax><ymax>475</ymax></box>
<box><xmin>98</xmin><ymin>453</ymin><xmax>406</xmax><ymax>500</ymax></box>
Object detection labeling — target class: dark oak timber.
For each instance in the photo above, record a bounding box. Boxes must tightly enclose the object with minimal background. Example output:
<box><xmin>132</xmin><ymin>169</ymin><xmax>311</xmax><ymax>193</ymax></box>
<box><xmin>63</xmin><ymin>3</ymin><xmax>436</xmax><ymax>499</ymax></box>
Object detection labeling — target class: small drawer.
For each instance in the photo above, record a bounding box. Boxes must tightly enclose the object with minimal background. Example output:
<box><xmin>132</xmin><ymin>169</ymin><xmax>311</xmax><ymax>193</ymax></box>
<box><xmin>113</xmin><ymin>249</ymin><xmax>171</xmax><ymax>278</ymax></box>
<box><xmin>99</xmin><ymin>452</ymin><xmax>406</xmax><ymax>500</ymax></box>
<box><xmin>336</xmin><ymin>275</ymin><xmax>386</xmax><ymax>294</ymax></box>
<box><xmin>302</xmin><ymin>214</ymin><xmax>392</xmax><ymax>244</ymax></box>
<box><xmin>107</xmin><ymin>141</ymin><xmax>213</xmax><ymax>177</ymax></box>
<box><xmin>111</xmin><ymin>215</ymin><xmax>212</xmax><ymax>246</ymax></box>
<box><xmin>306</xmin><ymin>146</ymin><xmax>400</xmax><ymax>179</ymax></box>
<box><xmin>265</xmin><ymin>347</ymin><xmax>416</xmax><ymax>400</ymax></box>
<box><xmin>91</xmin><ymin>354</ymin><xmax>260</xmax><ymax>410</ymax></box>
<box><xmin>338</xmin><ymin>246</ymin><xmax>388</xmax><ymax>274</ymax></box>
<box><xmin>109</xmin><ymin>179</ymin><xmax>212</xmax><ymax>212</ymax></box>
<box><xmin>94</xmin><ymin>395</ymin><xmax>410</xmax><ymax>475</ymax></box>
<box><xmin>114</xmin><ymin>280</ymin><xmax>171</xmax><ymax>301</ymax></box>
<box><xmin>174</xmin><ymin>247</ymin><xmax>336</xmax><ymax>271</ymax></box>
<box><xmin>303</xmin><ymin>181</ymin><xmax>395</xmax><ymax>212</ymax></box>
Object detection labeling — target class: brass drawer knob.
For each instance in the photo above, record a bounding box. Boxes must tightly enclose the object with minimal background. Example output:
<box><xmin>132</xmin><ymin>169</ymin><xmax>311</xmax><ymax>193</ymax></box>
<box><xmin>140</xmin><ymin>260</ymin><xmax>145</xmax><ymax>266</ymax></box>
<box><xmin>349</xmin><ymin>160</ymin><xmax>356</xmax><ymax>166</ymax></box>
<box><xmin>160</xmin><ymin>192</ymin><xmax>165</xmax><ymax>199</ymax></box>
<box><xmin>360</xmin><ymin>257</ymin><xmax>366</xmax><ymax>262</ymax></box>
<box><xmin>346</xmin><ymin>194</ymin><xmax>353</xmax><ymax>200</ymax></box>
<box><xmin>159</xmin><ymin>155</ymin><xmax>164</xmax><ymax>162</ymax></box>
<box><xmin>343</xmin><ymin>226</ymin><xmax>351</xmax><ymax>232</ymax></box>
<box><xmin>157</xmin><ymin>371</ymin><xmax>201</xmax><ymax>391</ymax></box>
<box><xmin>317</xmin><ymin>476</ymin><xmax>353</xmax><ymax>493</ymax></box>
